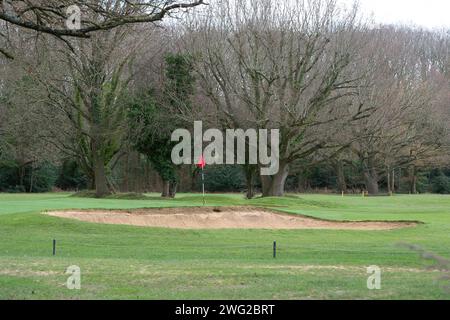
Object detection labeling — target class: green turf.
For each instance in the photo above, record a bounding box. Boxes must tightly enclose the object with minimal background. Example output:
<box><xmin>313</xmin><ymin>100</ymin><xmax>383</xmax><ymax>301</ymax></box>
<box><xmin>0</xmin><ymin>193</ymin><xmax>449</xmax><ymax>299</ymax></box>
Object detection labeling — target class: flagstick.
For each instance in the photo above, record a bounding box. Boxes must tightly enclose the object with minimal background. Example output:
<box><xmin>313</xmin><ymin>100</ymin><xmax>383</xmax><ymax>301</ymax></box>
<box><xmin>197</xmin><ymin>155</ymin><xmax>206</xmax><ymax>206</ymax></box>
<box><xmin>201</xmin><ymin>167</ymin><xmax>206</xmax><ymax>206</ymax></box>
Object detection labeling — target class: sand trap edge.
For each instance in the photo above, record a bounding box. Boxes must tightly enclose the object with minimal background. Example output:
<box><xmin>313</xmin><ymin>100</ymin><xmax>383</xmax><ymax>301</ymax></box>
<box><xmin>42</xmin><ymin>206</ymin><xmax>423</xmax><ymax>231</ymax></box>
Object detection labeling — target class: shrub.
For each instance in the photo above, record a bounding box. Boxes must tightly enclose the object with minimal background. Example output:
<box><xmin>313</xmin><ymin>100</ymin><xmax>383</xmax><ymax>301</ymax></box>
<box><xmin>0</xmin><ymin>160</ymin><xmax>19</xmax><ymax>191</ymax></box>
<box><xmin>198</xmin><ymin>165</ymin><xmax>245</xmax><ymax>192</ymax></box>
<box><xmin>55</xmin><ymin>160</ymin><xmax>88</xmax><ymax>191</ymax></box>
<box><xmin>30</xmin><ymin>162</ymin><xmax>58</xmax><ymax>193</ymax></box>
<box><xmin>0</xmin><ymin>160</ymin><xmax>58</xmax><ymax>193</ymax></box>
<box><xmin>431</xmin><ymin>173</ymin><xmax>450</xmax><ymax>194</ymax></box>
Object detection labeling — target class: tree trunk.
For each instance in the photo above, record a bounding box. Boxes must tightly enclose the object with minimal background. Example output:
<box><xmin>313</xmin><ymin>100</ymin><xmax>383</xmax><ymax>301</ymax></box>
<box><xmin>89</xmin><ymin>176</ymin><xmax>95</xmax><ymax>190</ymax></box>
<box><xmin>169</xmin><ymin>181</ymin><xmax>177</xmax><ymax>198</ymax></box>
<box><xmin>245</xmin><ymin>174</ymin><xmax>255</xmax><ymax>199</ymax></box>
<box><xmin>409</xmin><ymin>165</ymin><xmax>417</xmax><ymax>194</ymax></box>
<box><xmin>386</xmin><ymin>168</ymin><xmax>396</xmax><ymax>195</ymax></box>
<box><xmin>387</xmin><ymin>166</ymin><xmax>392</xmax><ymax>194</ymax></box>
<box><xmin>261</xmin><ymin>162</ymin><xmax>290</xmax><ymax>197</ymax></box>
<box><xmin>162</xmin><ymin>180</ymin><xmax>170</xmax><ymax>198</ymax></box>
<box><xmin>243</xmin><ymin>165</ymin><xmax>257</xmax><ymax>199</ymax></box>
<box><xmin>124</xmin><ymin>152</ymin><xmax>130</xmax><ymax>192</ymax></box>
<box><xmin>93</xmin><ymin>142</ymin><xmax>111</xmax><ymax>198</ymax></box>
<box><xmin>93</xmin><ymin>159</ymin><xmax>110</xmax><ymax>198</ymax></box>
<box><xmin>363</xmin><ymin>169</ymin><xmax>379</xmax><ymax>195</ymax></box>
<box><xmin>261</xmin><ymin>175</ymin><xmax>271</xmax><ymax>197</ymax></box>
<box><xmin>297</xmin><ymin>173</ymin><xmax>310</xmax><ymax>193</ymax></box>
<box><xmin>411</xmin><ymin>176</ymin><xmax>417</xmax><ymax>194</ymax></box>
<box><xmin>391</xmin><ymin>169</ymin><xmax>395</xmax><ymax>193</ymax></box>
<box><xmin>29</xmin><ymin>162</ymin><xmax>34</xmax><ymax>193</ymax></box>
<box><xmin>18</xmin><ymin>162</ymin><xmax>26</xmax><ymax>188</ymax></box>
<box><xmin>246</xmin><ymin>180</ymin><xmax>255</xmax><ymax>199</ymax></box>
<box><xmin>191</xmin><ymin>166</ymin><xmax>198</xmax><ymax>192</ymax></box>
<box><xmin>363</xmin><ymin>155</ymin><xmax>379</xmax><ymax>195</ymax></box>
<box><xmin>335</xmin><ymin>161</ymin><xmax>347</xmax><ymax>193</ymax></box>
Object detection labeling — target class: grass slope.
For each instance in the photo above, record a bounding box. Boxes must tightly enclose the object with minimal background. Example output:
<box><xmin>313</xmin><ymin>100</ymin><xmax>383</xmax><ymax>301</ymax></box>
<box><xmin>0</xmin><ymin>193</ymin><xmax>449</xmax><ymax>299</ymax></box>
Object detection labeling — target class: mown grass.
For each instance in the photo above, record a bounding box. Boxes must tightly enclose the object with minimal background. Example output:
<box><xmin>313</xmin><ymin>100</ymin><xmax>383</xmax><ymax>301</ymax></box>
<box><xmin>0</xmin><ymin>193</ymin><xmax>449</xmax><ymax>299</ymax></box>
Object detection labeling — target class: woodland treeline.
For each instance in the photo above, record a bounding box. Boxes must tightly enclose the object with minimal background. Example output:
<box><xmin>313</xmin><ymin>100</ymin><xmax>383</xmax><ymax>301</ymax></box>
<box><xmin>0</xmin><ymin>0</ymin><xmax>449</xmax><ymax>198</ymax></box>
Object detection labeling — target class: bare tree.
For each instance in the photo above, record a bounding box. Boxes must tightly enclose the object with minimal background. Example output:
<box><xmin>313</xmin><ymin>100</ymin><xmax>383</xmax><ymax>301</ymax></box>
<box><xmin>0</xmin><ymin>53</ymin><xmax>61</xmax><ymax>190</ymax></box>
<box><xmin>186</xmin><ymin>0</ymin><xmax>367</xmax><ymax>196</ymax></box>
<box><xmin>0</xmin><ymin>0</ymin><xmax>205</xmax><ymax>59</ymax></box>
<box><xmin>10</xmin><ymin>23</ymin><xmax>157</xmax><ymax>197</ymax></box>
<box><xmin>347</xmin><ymin>27</ymin><xmax>449</xmax><ymax>194</ymax></box>
<box><xmin>1</xmin><ymin>0</ymin><xmax>206</xmax><ymax>197</ymax></box>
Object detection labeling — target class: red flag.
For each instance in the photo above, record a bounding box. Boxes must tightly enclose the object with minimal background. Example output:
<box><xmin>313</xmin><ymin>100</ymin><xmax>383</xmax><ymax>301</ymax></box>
<box><xmin>197</xmin><ymin>155</ymin><xmax>206</xmax><ymax>169</ymax></box>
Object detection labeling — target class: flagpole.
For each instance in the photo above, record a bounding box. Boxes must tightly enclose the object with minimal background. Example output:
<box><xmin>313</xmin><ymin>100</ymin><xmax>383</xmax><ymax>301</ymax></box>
<box><xmin>201</xmin><ymin>166</ymin><xmax>205</xmax><ymax>206</ymax></box>
<box><xmin>197</xmin><ymin>155</ymin><xmax>206</xmax><ymax>206</ymax></box>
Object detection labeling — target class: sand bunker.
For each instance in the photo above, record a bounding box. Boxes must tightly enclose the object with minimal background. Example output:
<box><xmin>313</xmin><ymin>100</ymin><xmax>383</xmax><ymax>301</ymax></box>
<box><xmin>45</xmin><ymin>207</ymin><xmax>419</xmax><ymax>230</ymax></box>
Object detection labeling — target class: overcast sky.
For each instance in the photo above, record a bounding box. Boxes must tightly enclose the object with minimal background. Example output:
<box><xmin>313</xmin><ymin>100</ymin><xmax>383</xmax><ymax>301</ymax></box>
<box><xmin>340</xmin><ymin>0</ymin><xmax>450</xmax><ymax>29</ymax></box>
<box><xmin>192</xmin><ymin>1</ymin><xmax>450</xmax><ymax>30</ymax></box>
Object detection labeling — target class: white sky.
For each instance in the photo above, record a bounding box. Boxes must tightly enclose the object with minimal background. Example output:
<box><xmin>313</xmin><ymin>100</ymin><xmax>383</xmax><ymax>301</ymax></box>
<box><xmin>340</xmin><ymin>0</ymin><xmax>450</xmax><ymax>29</ymax></box>
<box><xmin>190</xmin><ymin>0</ymin><xmax>450</xmax><ymax>30</ymax></box>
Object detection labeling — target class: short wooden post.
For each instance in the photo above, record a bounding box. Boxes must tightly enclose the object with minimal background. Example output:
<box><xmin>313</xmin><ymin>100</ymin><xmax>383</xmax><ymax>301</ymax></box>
<box><xmin>273</xmin><ymin>241</ymin><xmax>277</xmax><ymax>259</ymax></box>
<box><xmin>53</xmin><ymin>239</ymin><xmax>56</xmax><ymax>256</ymax></box>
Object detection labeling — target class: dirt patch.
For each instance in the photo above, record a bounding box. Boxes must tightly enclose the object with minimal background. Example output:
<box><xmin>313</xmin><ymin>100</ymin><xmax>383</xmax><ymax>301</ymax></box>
<box><xmin>0</xmin><ymin>269</ymin><xmax>58</xmax><ymax>277</ymax></box>
<box><xmin>240</xmin><ymin>265</ymin><xmax>437</xmax><ymax>273</ymax></box>
<box><xmin>44</xmin><ymin>207</ymin><xmax>419</xmax><ymax>231</ymax></box>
